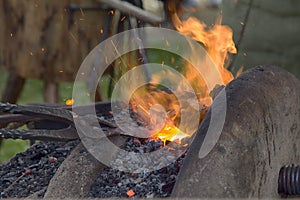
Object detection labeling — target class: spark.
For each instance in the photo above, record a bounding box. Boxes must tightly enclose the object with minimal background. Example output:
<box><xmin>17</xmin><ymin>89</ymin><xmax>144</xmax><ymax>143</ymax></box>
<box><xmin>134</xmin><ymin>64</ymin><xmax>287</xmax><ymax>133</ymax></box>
<box><xmin>105</xmin><ymin>56</ymin><xmax>109</xmax><ymax>65</ymax></box>
<box><xmin>79</xmin><ymin>8</ymin><xmax>85</xmax><ymax>17</ymax></box>
<box><xmin>65</xmin><ymin>99</ymin><xmax>74</xmax><ymax>106</ymax></box>
<box><xmin>121</xmin><ymin>16</ymin><xmax>126</xmax><ymax>22</ymax></box>
<box><xmin>165</xmin><ymin>40</ymin><xmax>170</xmax><ymax>47</ymax></box>
<box><xmin>137</xmin><ymin>104</ymin><xmax>150</xmax><ymax>116</ymax></box>
<box><xmin>72</xmin><ymin>114</ymin><xmax>78</xmax><ymax>119</ymax></box>
<box><xmin>110</xmin><ymin>40</ymin><xmax>127</xmax><ymax>68</ymax></box>
<box><xmin>138</xmin><ymin>57</ymin><xmax>144</xmax><ymax>63</ymax></box>
<box><xmin>69</xmin><ymin>32</ymin><xmax>79</xmax><ymax>45</ymax></box>
<box><xmin>107</xmin><ymin>74</ymin><xmax>117</xmax><ymax>85</ymax></box>
<box><xmin>171</xmin><ymin>56</ymin><xmax>175</xmax><ymax>64</ymax></box>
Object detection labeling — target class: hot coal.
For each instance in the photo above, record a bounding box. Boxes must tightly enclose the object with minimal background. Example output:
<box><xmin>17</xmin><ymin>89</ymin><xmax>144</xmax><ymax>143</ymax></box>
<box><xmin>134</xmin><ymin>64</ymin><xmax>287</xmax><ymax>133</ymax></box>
<box><xmin>0</xmin><ymin>113</ymin><xmax>188</xmax><ymax>199</ymax></box>
<box><xmin>87</xmin><ymin>137</ymin><xmax>187</xmax><ymax>198</ymax></box>
<box><xmin>0</xmin><ymin>137</ymin><xmax>187</xmax><ymax>198</ymax></box>
<box><xmin>0</xmin><ymin>140</ymin><xmax>79</xmax><ymax>198</ymax></box>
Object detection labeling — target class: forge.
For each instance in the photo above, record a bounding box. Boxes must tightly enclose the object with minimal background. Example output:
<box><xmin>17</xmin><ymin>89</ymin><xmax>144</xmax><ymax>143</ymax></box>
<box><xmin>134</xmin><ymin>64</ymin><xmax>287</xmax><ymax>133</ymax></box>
<box><xmin>1</xmin><ymin>65</ymin><xmax>299</xmax><ymax>198</ymax></box>
<box><xmin>1</xmin><ymin>0</ymin><xmax>300</xmax><ymax>198</ymax></box>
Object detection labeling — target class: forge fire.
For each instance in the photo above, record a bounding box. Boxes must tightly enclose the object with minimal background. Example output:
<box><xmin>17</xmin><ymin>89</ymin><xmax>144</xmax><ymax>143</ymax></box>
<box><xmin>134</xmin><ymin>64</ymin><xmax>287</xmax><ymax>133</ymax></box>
<box><xmin>1</xmin><ymin>0</ymin><xmax>299</xmax><ymax>199</ymax></box>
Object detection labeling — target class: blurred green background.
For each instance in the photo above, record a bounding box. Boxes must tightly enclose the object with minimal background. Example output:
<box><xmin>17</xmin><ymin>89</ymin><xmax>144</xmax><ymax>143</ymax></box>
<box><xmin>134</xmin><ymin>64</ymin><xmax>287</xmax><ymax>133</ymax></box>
<box><xmin>0</xmin><ymin>67</ymin><xmax>75</xmax><ymax>164</ymax></box>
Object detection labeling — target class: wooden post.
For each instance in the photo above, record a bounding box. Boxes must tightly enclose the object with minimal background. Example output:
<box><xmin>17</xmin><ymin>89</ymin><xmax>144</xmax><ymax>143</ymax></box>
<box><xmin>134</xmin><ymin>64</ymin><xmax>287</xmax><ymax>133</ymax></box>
<box><xmin>44</xmin><ymin>81</ymin><xmax>59</xmax><ymax>103</ymax></box>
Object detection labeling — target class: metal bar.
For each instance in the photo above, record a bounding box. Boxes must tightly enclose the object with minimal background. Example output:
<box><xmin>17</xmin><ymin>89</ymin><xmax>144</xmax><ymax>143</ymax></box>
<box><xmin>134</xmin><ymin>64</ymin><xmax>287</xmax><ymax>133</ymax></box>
<box><xmin>0</xmin><ymin>114</ymin><xmax>35</xmax><ymax>125</ymax></box>
<box><xmin>67</xmin><ymin>3</ymin><xmax>109</xmax><ymax>12</ymax></box>
<box><xmin>0</xmin><ymin>103</ymin><xmax>74</xmax><ymax>124</ymax></box>
<box><xmin>128</xmin><ymin>16</ymin><xmax>152</xmax><ymax>83</ymax></box>
<box><xmin>0</xmin><ymin>127</ymin><xmax>78</xmax><ymax>142</ymax></box>
<box><xmin>96</xmin><ymin>0</ymin><xmax>164</xmax><ymax>25</ymax></box>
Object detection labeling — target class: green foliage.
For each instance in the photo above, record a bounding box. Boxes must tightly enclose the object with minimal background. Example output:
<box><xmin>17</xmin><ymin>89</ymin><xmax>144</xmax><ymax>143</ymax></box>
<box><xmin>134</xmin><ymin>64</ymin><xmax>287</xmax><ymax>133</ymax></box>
<box><xmin>0</xmin><ymin>139</ymin><xmax>30</xmax><ymax>164</ymax></box>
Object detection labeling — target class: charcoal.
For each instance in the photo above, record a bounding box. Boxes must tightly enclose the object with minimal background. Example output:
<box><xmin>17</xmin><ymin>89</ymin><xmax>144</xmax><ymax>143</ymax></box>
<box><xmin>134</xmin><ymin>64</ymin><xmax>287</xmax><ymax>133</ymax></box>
<box><xmin>0</xmin><ymin>140</ymin><xmax>79</xmax><ymax>198</ymax></box>
<box><xmin>1</xmin><ymin>129</ymin><xmax>187</xmax><ymax>198</ymax></box>
<box><xmin>87</xmin><ymin>137</ymin><xmax>186</xmax><ymax>198</ymax></box>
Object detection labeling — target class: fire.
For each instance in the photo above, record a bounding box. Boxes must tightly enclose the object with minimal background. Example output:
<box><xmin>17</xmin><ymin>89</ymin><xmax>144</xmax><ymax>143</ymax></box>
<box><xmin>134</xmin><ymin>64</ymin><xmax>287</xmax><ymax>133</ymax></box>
<box><xmin>178</xmin><ymin>18</ymin><xmax>236</xmax><ymax>84</ymax></box>
<box><xmin>170</xmin><ymin>9</ymin><xmax>236</xmax><ymax>85</ymax></box>
<box><xmin>131</xmin><ymin>3</ymin><xmax>237</xmax><ymax>145</ymax></box>
<box><xmin>151</xmin><ymin>125</ymin><xmax>190</xmax><ymax>145</ymax></box>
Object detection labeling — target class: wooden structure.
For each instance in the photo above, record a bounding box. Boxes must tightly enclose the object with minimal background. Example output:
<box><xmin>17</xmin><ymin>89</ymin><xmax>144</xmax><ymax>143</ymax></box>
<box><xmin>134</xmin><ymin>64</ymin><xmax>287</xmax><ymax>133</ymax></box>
<box><xmin>0</xmin><ymin>0</ymin><xmax>112</xmax><ymax>103</ymax></box>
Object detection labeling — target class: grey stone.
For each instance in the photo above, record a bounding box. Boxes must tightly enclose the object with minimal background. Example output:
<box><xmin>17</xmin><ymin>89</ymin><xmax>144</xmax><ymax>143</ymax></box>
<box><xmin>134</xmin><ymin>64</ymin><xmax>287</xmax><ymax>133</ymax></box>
<box><xmin>171</xmin><ymin>66</ymin><xmax>300</xmax><ymax>198</ymax></box>
<box><xmin>44</xmin><ymin>135</ymin><xmax>127</xmax><ymax>198</ymax></box>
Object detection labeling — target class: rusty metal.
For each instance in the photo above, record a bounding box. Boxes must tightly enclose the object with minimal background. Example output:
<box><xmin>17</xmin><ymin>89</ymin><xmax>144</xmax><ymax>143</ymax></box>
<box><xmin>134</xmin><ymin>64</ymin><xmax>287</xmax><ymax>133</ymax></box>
<box><xmin>0</xmin><ymin>102</ymin><xmax>116</xmax><ymax>141</ymax></box>
<box><xmin>278</xmin><ymin>164</ymin><xmax>300</xmax><ymax>197</ymax></box>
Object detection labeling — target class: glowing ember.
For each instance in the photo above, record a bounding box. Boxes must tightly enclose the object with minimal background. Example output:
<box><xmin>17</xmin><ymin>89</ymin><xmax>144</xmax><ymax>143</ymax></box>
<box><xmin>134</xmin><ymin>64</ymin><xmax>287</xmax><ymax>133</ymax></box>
<box><xmin>65</xmin><ymin>99</ymin><xmax>74</xmax><ymax>106</ymax></box>
<box><xmin>151</xmin><ymin>125</ymin><xmax>190</xmax><ymax>145</ymax></box>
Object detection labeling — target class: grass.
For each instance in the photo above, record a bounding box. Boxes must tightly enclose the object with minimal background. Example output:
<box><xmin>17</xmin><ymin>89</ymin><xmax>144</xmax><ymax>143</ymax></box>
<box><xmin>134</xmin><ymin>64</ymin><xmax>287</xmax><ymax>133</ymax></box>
<box><xmin>0</xmin><ymin>139</ymin><xmax>30</xmax><ymax>164</ymax></box>
<box><xmin>0</xmin><ymin>67</ymin><xmax>41</xmax><ymax>164</ymax></box>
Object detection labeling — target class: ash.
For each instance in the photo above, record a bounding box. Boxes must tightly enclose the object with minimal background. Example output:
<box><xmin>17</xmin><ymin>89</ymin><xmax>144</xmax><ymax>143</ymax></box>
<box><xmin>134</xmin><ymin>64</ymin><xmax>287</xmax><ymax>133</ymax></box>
<box><xmin>87</xmin><ymin>137</ymin><xmax>186</xmax><ymax>198</ymax></box>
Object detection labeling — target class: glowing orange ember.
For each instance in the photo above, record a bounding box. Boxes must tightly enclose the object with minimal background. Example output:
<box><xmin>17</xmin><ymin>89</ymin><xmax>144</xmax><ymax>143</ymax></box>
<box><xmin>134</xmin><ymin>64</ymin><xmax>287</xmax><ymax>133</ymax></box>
<box><xmin>151</xmin><ymin>125</ymin><xmax>190</xmax><ymax>145</ymax></box>
<box><xmin>65</xmin><ymin>99</ymin><xmax>74</xmax><ymax>106</ymax></box>
<box><xmin>126</xmin><ymin>189</ymin><xmax>135</xmax><ymax>197</ymax></box>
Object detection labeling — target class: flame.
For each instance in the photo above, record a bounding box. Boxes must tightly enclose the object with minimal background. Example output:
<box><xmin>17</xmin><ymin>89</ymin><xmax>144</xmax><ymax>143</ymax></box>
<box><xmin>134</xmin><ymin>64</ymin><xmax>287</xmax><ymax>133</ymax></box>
<box><xmin>130</xmin><ymin>4</ymin><xmax>237</xmax><ymax>145</ymax></box>
<box><xmin>172</xmin><ymin>18</ymin><xmax>236</xmax><ymax>85</ymax></box>
<box><xmin>151</xmin><ymin>125</ymin><xmax>190</xmax><ymax>145</ymax></box>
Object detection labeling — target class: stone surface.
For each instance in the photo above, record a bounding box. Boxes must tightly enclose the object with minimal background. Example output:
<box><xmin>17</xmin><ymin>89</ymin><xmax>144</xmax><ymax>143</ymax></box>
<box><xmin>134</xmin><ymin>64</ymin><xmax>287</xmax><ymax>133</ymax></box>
<box><xmin>171</xmin><ymin>66</ymin><xmax>300</xmax><ymax>198</ymax></box>
<box><xmin>44</xmin><ymin>135</ymin><xmax>127</xmax><ymax>198</ymax></box>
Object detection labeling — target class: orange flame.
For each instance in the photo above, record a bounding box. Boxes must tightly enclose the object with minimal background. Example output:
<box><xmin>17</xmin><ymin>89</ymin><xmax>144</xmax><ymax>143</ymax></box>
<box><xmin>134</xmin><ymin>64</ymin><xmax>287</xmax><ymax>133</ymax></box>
<box><xmin>133</xmin><ymin>5</ymin><xmax>237</xmax><ymax>145</ymax></box>
<box><xmin>151</xmin><ymin>125</ymin><xmax>190</xmax><ymax>145</ymax></box>
<box><xmin>172</xmin><ymin>16</ymin><xmax>236</xmax><ymax>85</ymax></box>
